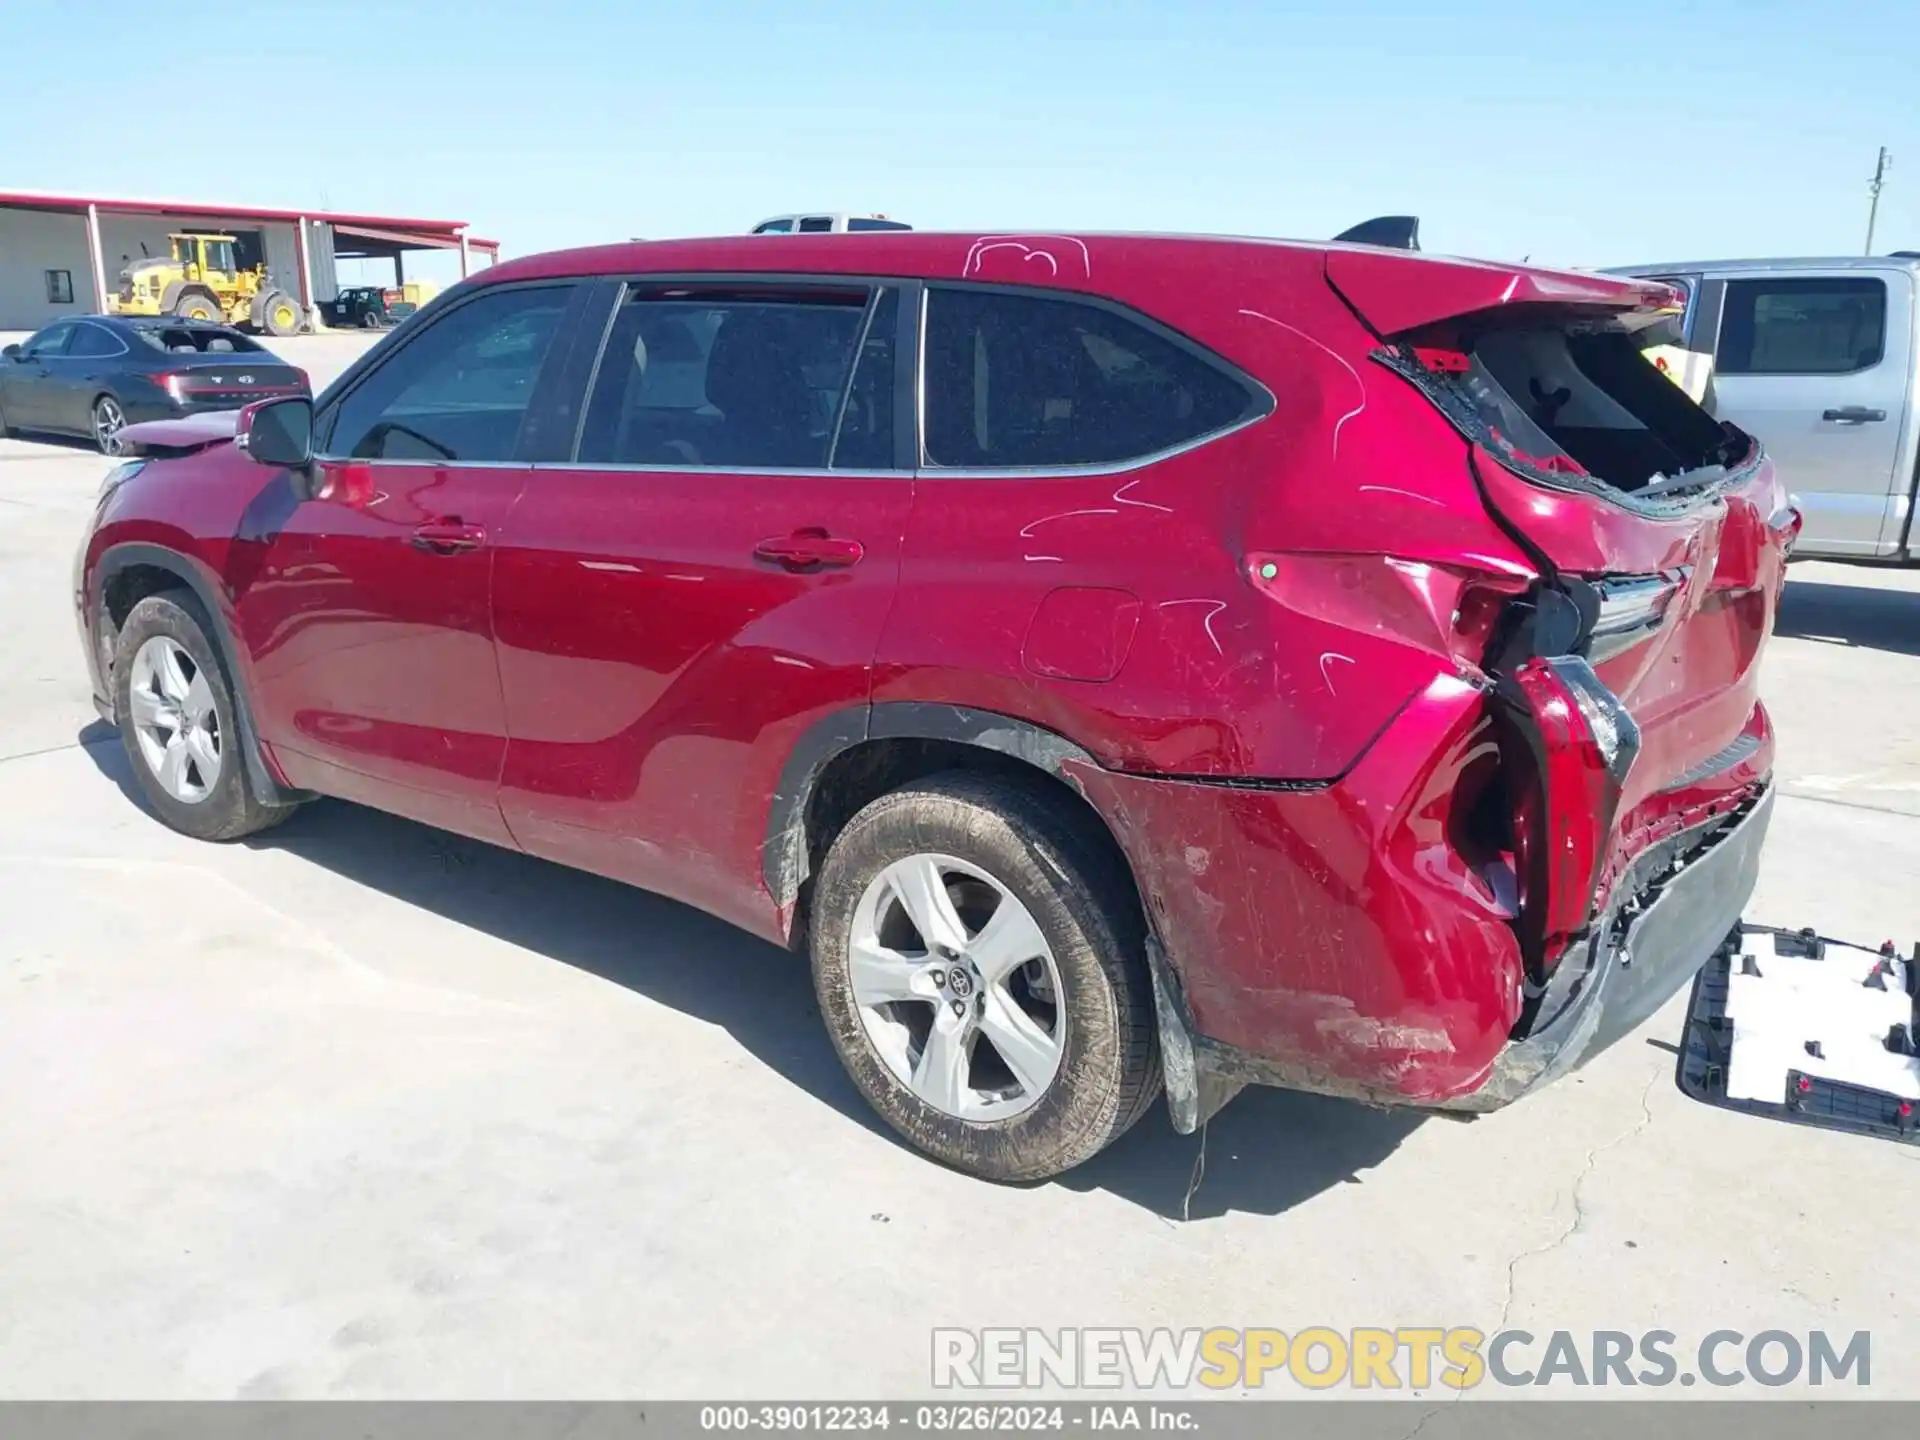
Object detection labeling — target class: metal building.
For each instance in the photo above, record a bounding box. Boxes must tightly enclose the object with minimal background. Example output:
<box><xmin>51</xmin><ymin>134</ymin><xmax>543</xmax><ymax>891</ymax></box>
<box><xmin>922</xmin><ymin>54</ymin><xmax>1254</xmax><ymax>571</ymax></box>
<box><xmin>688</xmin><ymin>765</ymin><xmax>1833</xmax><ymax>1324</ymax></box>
<box><xmin>0</xmin><ymin>188</ymin><xmax>501</xmax><ymax>330</ymax></box>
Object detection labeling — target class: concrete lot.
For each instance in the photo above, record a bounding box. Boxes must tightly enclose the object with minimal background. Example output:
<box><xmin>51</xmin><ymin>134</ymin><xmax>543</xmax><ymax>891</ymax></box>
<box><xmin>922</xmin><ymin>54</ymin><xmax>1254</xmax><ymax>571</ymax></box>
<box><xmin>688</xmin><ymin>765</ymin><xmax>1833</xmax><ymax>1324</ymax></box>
<box><xmin>1</xmin><ymin>347</ymin><xmax>1917</xmax><ymax>1399</ymax></box>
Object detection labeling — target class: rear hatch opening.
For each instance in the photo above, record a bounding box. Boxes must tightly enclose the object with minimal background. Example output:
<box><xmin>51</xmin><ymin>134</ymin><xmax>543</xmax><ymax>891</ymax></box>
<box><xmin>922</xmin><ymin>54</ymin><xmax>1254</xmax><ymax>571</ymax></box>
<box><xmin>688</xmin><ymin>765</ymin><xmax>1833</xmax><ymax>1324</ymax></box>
<box><xmin>1378</xmin><ymin>311</ymin><xmax>1760</xmax><ymax>507</ymax></box>
<box><xmin>1328</xmin><ymin>266</ymin><xmax>1790</xmax><ymax>1036</ymax></box>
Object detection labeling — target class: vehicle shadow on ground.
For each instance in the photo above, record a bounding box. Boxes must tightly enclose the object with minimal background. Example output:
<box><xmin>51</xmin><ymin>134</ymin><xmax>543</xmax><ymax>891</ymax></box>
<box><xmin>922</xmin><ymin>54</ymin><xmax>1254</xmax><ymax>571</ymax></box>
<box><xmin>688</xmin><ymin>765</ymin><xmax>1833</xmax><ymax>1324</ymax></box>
<box><xmin>1776</xmin><ymin>578</ymin><xmax>1920</xmax><ymax>658</ymax></box>
<box><xmin>81</xmin><ymin>731</ymin><xmax>1423</xmax><ymax>1221</ymax></box>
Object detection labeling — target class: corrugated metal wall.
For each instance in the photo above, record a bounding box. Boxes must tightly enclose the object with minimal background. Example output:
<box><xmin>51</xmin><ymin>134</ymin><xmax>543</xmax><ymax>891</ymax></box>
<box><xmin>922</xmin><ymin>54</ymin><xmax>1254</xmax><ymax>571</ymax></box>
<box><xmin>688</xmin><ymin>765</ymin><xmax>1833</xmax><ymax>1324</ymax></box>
<box><xmin>307</xmin><ymin>221</ymin><xmax>339</xmax><ymax>302</ymax></box>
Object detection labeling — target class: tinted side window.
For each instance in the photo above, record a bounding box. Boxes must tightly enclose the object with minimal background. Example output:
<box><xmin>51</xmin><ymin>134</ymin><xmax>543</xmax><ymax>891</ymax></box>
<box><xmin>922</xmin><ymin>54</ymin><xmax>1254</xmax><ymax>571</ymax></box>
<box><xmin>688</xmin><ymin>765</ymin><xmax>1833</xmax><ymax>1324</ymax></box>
<box><xmin>579</xmin><ymin>290</ymin><xmax>868</xmax><ymax>468</ymax></box>
<box><xmin>23</xmin><ymin>323</ymin><xmax>74</xmax><ymax>357</ymax></box>
<box><xmin>754</xmin><ymin>219</ymin><xmax>794</xmax><ymax>234</ymax></box>
<box><xmin>797</xmin><ymin>217</ymin><xmax>835</xmax><ymax>233</ymax></box>
<box><xmin>1717</xmin><ymin>278</ymin><xmax>1887</xmax><ymax>376</ymax></box>
<box><xmin>847</xmin><ymin>218</ymin><xmax>911</xmax><ymax>232</ymax></box>
<box><xmin>922</xmin><ymin>288</ymin><xmax>1263</xmax><ymax>468</ymax></box>
<box><xmin>323</xmin><ymin>285</ymin><xmax>571</xmax><ymax>461</ymax></box>
<box><xmin>67</xmin><ymin>325</ymin><xmax>123</xmax><ymax>358</ymax></box>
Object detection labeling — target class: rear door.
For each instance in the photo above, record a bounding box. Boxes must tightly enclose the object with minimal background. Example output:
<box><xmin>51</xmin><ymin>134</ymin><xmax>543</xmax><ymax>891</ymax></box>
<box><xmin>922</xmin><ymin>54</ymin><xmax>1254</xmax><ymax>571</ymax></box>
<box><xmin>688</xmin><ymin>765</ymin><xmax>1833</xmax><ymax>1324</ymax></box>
<box><xmin>236</xmin><ymin>280</ymin><xmax>584</xmax><ymax>844</ymax></box>
<box><xmin>490</xmin><ymin>278</ymin><xmax>913</xmax><ymax>934</ymax></box>
<box><xmin>51</xmin><ymin>321</ymin><xmax>129</xmax><ymax>431</ymax></box>
<box><xmin>1705</xmin><ymin>267</ymin><xmax>1913</xmax><ymax>556</ymax></box>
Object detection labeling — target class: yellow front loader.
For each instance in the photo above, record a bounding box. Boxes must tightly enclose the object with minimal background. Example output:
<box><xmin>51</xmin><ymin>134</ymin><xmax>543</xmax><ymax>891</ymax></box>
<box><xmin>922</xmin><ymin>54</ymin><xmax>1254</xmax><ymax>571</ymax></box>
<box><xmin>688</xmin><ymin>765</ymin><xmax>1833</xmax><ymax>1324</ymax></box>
<box><xmin>107</xmin><ymin>233</ymin><xmax>302</xmax><ymax>337</ymax></box>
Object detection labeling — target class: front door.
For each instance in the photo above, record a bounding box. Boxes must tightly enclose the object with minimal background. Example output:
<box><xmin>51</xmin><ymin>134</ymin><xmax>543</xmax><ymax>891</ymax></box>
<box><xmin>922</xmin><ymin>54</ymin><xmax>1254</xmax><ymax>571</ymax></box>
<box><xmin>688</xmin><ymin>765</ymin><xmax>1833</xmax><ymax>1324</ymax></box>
<box><xmin>1707</xmin><ymin>267</ymin><xmax>1913</xmax><ymax>557</ymax></box>
<box><xmin>232</xmin><ymin>281</ymin><xmax>581</xmax><ymax>843</ymax></box>
<box><xmin>2</xmin><ymin>322</ymin><xmax>74</xmax><ymax>430</ymax></box>
<box><xmin>490</xmin><ymin>281</ymin><xmax>912</xmax><ymax>937</ymax></box>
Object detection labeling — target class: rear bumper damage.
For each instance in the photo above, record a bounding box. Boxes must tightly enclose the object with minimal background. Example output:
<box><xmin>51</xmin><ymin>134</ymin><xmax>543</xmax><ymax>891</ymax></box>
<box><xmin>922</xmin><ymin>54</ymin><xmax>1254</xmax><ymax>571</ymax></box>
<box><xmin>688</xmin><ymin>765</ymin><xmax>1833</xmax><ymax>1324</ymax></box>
<box><xmin>1436</xmin><ymin>783</ymin><xmax>1772</xmax><ymax>1112</ymax></box>
<box><xmin>1147</xmin><ymin>785</ymin><xmax>1772</xmax><ymax>1131</ymax></box>
<box><xmin>1076</xmin><ymin>661</ymin><xmax>1774</xmax><ymax>1133</ymax></box>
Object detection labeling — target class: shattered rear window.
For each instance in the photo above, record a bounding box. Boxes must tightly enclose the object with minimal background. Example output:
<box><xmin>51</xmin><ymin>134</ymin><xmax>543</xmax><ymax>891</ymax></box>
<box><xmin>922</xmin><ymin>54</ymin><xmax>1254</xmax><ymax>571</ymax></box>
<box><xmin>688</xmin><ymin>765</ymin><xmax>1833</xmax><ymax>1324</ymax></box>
<box><xmin>132</xmin><ymin>326</ymin><xmax>264</xmax><ymax>355</ymax></box>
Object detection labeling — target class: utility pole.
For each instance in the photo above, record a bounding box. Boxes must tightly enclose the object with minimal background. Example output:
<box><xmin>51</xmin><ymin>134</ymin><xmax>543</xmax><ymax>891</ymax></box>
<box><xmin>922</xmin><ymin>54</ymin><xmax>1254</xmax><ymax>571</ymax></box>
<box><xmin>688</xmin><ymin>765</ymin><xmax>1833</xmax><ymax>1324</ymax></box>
<box><xmin>1866</xmin><ymin>146</ymin><xmax>1892</xmax><ymax>255</ymax></box>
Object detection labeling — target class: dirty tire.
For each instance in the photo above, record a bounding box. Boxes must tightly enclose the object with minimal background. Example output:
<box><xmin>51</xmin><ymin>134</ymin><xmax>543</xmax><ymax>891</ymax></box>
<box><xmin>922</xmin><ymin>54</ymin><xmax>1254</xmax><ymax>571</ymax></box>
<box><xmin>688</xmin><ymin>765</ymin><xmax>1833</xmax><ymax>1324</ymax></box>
<box><xmin>112</xmin><ymin>591</ymin><xmax>296</xmax><ymax>842</ymax></box>
<box><xmin>0</xmin><ymin>393</ymin><xmax>13</xmax><ymax>438</ymax></box>
<box><xmin>259</xmin><ymin>290</ymin><xmax>299</xmax><ymax>337</ymax></box>
<box><xmin>175</xmin><ymin>291</ymin><xmax>220</xmax><ymax>322</ymax></box>
<box><xmin>810</xmin><ymin>772</ymin><xmax>1160</xmax><ymax>1182</ymax></box>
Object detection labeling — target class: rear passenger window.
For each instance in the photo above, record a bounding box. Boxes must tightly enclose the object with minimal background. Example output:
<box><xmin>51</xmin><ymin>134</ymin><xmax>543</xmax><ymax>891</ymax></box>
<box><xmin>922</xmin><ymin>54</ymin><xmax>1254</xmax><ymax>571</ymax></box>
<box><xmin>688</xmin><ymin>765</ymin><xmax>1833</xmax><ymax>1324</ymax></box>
<box><xmin>579</xmin><ymin>289</ymin><xmax>871</xmax><ymax>469</ymax></box>
<box><xmin>66</xmin><ymin>325</ymin><xmax>123</xmax><ymax>358</ymax></box>
<box><xmin>921</xmin><ymin>288</ymin><xmax>1264</xmax><ymax>468</ymax></box>
<box><xmin>323</xmin><ymin>285</ymin><xmax>571</xmax><ymax>461</ymax></box>
<box><xmin>1717</xmin><ymin>278</ymin><xmax>1887</xmax><ymax>376</ymax></box>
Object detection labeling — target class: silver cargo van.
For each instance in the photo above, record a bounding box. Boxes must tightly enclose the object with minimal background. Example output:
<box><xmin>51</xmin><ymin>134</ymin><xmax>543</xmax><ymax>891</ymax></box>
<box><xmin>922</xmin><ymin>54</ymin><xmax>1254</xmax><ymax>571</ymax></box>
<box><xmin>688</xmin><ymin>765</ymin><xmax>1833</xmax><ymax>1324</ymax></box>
<box><xmin>1610</xmin><ymin>255</ymin><xmax>1920</xmax><ymax>561</ymax></box>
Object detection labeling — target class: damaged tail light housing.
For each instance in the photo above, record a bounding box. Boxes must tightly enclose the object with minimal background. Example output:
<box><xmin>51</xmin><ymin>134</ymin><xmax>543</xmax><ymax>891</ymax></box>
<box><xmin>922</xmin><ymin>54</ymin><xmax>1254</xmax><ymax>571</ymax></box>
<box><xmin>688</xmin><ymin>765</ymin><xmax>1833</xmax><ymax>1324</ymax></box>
<box><xmin>1494</xmin><ymin>656</ymin><xmax>1642</xmax><ymax>980</ymax></box>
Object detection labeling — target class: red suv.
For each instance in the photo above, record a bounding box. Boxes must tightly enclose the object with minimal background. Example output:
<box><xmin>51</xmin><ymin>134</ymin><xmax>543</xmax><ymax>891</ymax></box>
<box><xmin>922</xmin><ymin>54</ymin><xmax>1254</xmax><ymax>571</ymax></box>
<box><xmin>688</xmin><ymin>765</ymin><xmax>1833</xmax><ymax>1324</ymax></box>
<box><xmin>74</xmin><ymin>230</ymin><xmax>1792</xmax><ymax>1180</ymax></box>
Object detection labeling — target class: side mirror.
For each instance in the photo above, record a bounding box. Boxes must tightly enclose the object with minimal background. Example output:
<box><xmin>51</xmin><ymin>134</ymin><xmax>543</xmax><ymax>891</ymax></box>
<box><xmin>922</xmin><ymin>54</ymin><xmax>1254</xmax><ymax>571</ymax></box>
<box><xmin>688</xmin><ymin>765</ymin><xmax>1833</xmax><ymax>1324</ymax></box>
<box><xmin>239</xmin><ymin>396</ymin><xmax>314</xmax><ymax>468</ymax></box>
<box><xmin>1</xmin><ymin>344</ymin><xmax>21</xmax><ymax>361</ymax></box>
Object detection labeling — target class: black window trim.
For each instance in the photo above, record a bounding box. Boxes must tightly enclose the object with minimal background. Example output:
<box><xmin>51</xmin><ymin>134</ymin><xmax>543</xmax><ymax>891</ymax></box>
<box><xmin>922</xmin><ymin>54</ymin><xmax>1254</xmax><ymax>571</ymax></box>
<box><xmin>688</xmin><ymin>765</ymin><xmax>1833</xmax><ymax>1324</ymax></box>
<box><xmin>312</xmin><ymin>277</ymin><xmax>592</xmax><ymax>468</ymax></box>
<box><xmin>912</xmin><ymin>279</ymin><xmax>1277</xmax><ymax>479</ymax></box>
<box><xmin>1713</xmin><ymin>274</ymin><xmax>1890</xmax><ymax>378</ymax></box>
<box><xmin>551</xmin><ymin>271</ymin><xmax>923</xmax><ymax>477</ymax></box>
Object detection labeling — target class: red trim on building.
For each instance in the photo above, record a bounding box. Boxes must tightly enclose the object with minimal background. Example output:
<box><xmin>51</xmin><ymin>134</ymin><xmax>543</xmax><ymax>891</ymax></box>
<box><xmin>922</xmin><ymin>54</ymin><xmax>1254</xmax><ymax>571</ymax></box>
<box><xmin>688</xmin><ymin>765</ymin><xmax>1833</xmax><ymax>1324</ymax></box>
<box><xmin>0</xmin><ymin>188</ymin><xmax>474</xmax><ymax>240</ymax></box>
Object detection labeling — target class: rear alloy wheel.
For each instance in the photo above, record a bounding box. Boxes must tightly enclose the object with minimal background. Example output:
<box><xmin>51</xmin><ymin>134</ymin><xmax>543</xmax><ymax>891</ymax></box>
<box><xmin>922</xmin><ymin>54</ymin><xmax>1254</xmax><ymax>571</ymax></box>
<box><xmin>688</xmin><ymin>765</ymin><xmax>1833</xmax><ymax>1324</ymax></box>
<box><xmin>93</xmin><ymin>396</ymin><xmax>126</xmax><ymax>455</ymax></box>
<box><xmin>849</xmin><ymin>854</ymin><xmax>1067</xmax><ymax>1122</ymax></box>
<box><xmin>810</xmin><ymin>773</ymin><xmax>1160</xmax><ymax>1181</ymax></box>
<box><xmin>113</xmin><ymin>592</ymin><xmax>296</xmax><ymax>841</ymax></box>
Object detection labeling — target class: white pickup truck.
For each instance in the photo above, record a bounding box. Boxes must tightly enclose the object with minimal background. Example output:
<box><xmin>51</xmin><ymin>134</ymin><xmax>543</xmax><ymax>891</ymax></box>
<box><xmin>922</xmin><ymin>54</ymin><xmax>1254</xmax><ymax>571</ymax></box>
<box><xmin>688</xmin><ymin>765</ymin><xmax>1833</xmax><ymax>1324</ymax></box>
<box><xmin>1611</xmin><ymin>254</ymin><xmax>1920</xmax><ymax>562</ymax></box>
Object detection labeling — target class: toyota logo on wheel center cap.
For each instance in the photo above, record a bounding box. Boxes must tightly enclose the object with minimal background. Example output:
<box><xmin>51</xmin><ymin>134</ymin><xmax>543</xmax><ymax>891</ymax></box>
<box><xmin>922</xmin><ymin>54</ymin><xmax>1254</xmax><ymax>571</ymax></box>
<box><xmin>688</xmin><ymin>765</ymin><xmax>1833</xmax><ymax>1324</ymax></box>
<box><xmin>948</xmin><ymin>967</ymin><xmax>975</xmax><ymax>998</ymax></box>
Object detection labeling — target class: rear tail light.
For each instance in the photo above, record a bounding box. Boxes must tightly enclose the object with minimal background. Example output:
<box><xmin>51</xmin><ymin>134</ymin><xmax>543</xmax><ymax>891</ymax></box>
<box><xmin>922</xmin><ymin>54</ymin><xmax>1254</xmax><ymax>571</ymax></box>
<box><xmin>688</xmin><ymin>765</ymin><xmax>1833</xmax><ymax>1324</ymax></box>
<box><xmin>1494</xmin><ymin>656</ymin><xmax>1642</xmax><ymax>978</ymax></box>
<box><xmin>154</xmin><ymin>373</ymin><xmax>187</xmax><ymax>403</ymax></box>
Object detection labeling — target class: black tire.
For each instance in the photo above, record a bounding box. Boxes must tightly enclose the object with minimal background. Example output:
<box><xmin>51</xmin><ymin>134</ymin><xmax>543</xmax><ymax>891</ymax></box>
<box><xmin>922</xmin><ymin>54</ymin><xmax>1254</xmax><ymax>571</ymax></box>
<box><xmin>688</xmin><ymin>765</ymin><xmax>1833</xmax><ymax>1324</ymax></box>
<box><xmin>112</xmin><ymin>591</ymin><xmax>297</xmax><ymax>842</ymax></box>
<box><xmin>174</xmin><ymin>291</ymin><xmax>221</xmax><ymax>322</ymax></box>
<box><xmin>810</xmin><ymin>772</ymin><xmax>1160</xmax><ymax>1182</ymax></box>
<box><xmin>0</xmin><ymin>394</ymin><xmax>14</xmax><ymax>438</ymax></box>
<box><xmin>259</xmin><ymin>290</ymin><xmax>299</xmax><ymax>337</ymax></box>
<box><xmin>359</xmin><ymin>308</ymin><xmax>383</xmax><ymax>329</ymax></box>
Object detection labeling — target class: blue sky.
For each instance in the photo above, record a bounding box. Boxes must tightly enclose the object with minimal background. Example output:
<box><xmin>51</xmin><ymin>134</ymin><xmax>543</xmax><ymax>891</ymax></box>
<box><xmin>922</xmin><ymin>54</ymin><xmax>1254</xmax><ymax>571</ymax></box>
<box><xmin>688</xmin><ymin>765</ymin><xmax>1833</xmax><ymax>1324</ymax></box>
<box><xmin>6</xmin><ymin>0</ymin><xmax>1914</xmax><ymax>279</ymax></box>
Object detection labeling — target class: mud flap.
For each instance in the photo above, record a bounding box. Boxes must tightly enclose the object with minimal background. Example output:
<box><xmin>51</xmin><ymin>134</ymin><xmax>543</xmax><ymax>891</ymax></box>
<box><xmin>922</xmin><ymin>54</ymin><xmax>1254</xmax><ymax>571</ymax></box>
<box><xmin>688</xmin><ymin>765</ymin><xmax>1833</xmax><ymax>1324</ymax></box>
<box><xmin>1678</xmin><ymin>925</ymin><xmax>1920</xmax><ymax>1144</ymax></box>
<box><xmin>1147</xmin><ymin>937</ymin><xmax>1246</xmax><ymax>1135</ymax></box>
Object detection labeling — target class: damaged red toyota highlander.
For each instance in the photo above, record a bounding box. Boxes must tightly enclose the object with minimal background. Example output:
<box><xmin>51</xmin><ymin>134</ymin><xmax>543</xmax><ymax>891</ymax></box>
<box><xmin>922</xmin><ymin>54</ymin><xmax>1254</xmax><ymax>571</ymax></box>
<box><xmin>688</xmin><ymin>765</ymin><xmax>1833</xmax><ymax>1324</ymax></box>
<box><xmin>74</xmin><ymin>229</ymin><xmax>1793</xmax><ymax>1180</ymax></box>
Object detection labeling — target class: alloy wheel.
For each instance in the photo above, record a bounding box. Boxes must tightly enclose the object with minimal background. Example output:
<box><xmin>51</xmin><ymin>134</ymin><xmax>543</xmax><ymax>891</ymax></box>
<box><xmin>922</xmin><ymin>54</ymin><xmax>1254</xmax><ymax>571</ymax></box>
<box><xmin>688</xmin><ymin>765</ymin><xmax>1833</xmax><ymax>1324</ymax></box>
<box><xmin>848</xmin><ymin>853</ymin><xmax>1066</xmax><ymax>1121</ymax></box>
<box><xmin>94</xmin><ymin>398</ymin><xmax>126</xmax><ymax>455</ymax></box>
<box><xmin>127</xmin><ymin>636</ymin><xmax>220</xmax><ymax>804</ymax></box>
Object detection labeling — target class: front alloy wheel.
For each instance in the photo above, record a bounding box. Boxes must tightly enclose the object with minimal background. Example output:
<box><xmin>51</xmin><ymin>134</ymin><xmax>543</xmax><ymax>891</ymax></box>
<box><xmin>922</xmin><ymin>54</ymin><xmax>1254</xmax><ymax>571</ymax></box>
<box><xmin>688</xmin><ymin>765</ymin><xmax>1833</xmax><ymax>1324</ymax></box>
<box><xmin>127</xmin><ymin>635</ymin><xmax>221</xmax><ymax>803</ymax></box>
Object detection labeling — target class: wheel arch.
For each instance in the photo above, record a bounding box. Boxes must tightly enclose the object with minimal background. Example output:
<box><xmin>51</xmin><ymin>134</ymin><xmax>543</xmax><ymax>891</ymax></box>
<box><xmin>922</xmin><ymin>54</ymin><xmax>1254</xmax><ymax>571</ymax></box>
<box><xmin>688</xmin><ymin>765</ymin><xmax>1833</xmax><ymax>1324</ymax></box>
<box><xmin>767</xmin><ymin>702</ymin><xmax>1145</xmax><ymax>937</ymax></box>
<box><xmin>93</xmin><ymin>542</ymin><xmax>306</xmax><ymax>805</ymax></box>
